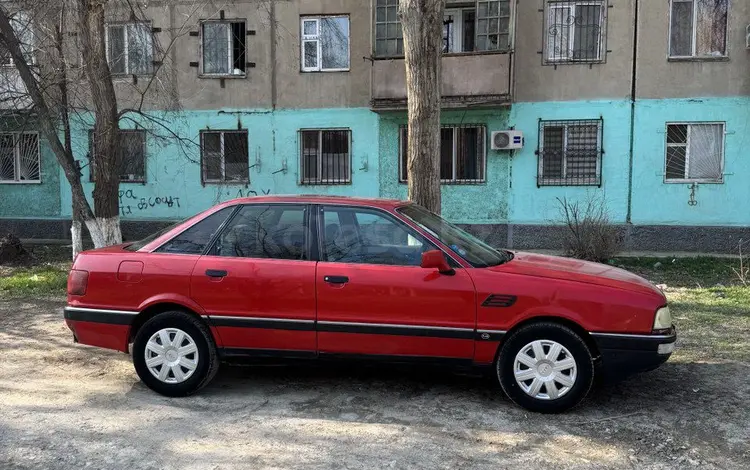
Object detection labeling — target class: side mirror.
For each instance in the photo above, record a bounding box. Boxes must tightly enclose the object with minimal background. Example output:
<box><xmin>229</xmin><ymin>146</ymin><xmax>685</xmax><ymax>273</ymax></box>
<box><xmin>421</xmin><ymin>249</ymin><xmax>455</xmax><ymax>275</ymax></box>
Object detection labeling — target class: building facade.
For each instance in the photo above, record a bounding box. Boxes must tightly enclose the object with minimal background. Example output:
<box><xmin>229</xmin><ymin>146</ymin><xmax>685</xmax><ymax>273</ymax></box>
<box><xmin>1</xmin><ymin>0</ymin><xmax>748</xmax><ymax>252</ymax></box>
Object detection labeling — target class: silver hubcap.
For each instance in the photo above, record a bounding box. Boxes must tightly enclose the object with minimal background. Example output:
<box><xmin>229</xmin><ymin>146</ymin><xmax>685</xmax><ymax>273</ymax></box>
<box><xmin>144</xmin><ymin>328</ymin><xmax>199</xmax><ymax>384</ymax></box>
<box><xmin>513</xmin><ymin>340</ymin><xmax>577</xmax><ymax>400</ymax></box>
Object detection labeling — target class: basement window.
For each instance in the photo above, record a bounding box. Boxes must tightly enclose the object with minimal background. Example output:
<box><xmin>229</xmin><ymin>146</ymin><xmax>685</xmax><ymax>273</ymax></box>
<box><xmin>106</xmin><ymin>22</ymin><xmax>153</xmax><ymax>75</ymax></box>
<box><xmin>669</xmin><ymin>0</ymin><xmax>728</xmax><ymax>59</ymax></box>
<box><xmin>665</xmin><ymin>123</ymin><xmax>724</xmax><ymax>183</ymax></box>
<box><xmin>301</xmin><ymin>16</ymin><xmax>350</xmax><ymax>72</ymax></box>
<box><xmin>0</xmin><ymin>132</ymin><xmax>40</xmax><ymax>183</ymax></box>
<box><xmin>399</xmin><ymin>124</ymin><xmax>486</xmax><ymax>184</ymax></box>
<box><xmin>537</xmin><ymin>119</ymin><xmax>602</xmax><ymax>186</ymax></box>
<box><xmin>89</xmin><ymin>130</ymin><xmax>146</xmax><ymax>183</ymax></box>
<box><xmin>201</xmin><ymin>130</ymin><xmax>249</xmax><ymax>183</ymax></box>
<box><xmin>300</xmin><ymin>129</ymin><xmax>351</xmax><ymax>184</ymax></box>
<box><xmin>201</xmin><ymin>20</ymin><xmax>246</xmax><ymax>76</ymax></box>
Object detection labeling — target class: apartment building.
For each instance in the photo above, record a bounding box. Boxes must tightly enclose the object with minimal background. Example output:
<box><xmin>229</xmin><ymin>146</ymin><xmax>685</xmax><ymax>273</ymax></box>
<box><xmin>0</xmin><ymin>0</ymin><xmax>748</xmax><ymax>252</ymax></box>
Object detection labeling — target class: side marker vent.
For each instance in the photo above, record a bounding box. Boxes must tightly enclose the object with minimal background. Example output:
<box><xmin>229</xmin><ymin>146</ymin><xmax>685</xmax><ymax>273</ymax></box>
<box><xmin>482</xmin><ymin>294</ymin><xmax>517</xmax><ymax>308</ymax></box>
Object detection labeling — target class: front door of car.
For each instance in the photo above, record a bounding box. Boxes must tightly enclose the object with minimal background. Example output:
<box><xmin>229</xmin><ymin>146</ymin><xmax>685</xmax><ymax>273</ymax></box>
<box><xmin>315</xmin><ymin>205</ymin><xmax>477</xmax><ymax>360</ymax></box>
<box><xmin>190</xmin><ymin>204</ymin><xmax>317</xmax><ymax>357</ymax></box>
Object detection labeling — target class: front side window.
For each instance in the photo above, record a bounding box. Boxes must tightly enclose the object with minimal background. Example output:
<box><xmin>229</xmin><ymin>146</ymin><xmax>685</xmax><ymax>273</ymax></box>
<box><xmin>669</xmin><ymin>0</ymin><xmax>728</xmax><ymax>58</ymax></box>
<box><xmin>0</xmin><ymin>132</ymin><xmax>40</xmax><ymax>183</ymax></box>
<box><xmin>214</xmin><ymin>205</ymin><xmax>308</xmax><ymax>260</ymax></box>
<box><xmin>376</xmin><ymin>0</ymin><xmax>511</xmax><ymax>57</ymax></box>
<box><xmin>0</xmin><ymin>11</ymin><xmax>34</xmax><ymax>66</ymax></box>
<box><xmin>321</xmin><ymin>206</ymin><xmax>433</xmax><ymax>266</ymax></box>
<box><xmin>300</xmin><ymin>129</ymin><xmax>351</xmax><ymax>185</ymax></box>
<box><xmin>544</xmin><ymin>1</ymin><xmax>606</xmax><ymax>64</ymax></box>
<box><xmin>538</xmin><ymin>119</ymin><xmax>602</xmax><ymax>186</ymax></box>
<box><xmin>201</xmin><ymin>130</ymin><xmax>249</xmax><ymax>183</ymax></box>
<box><xmin>89</xmin><ymin>129</ymin><xmax>146</xmax><ymax>183</ymax></box>
<box><xmin>301</xmin><ymin>16</ymin><xmax>350</xmax><ymax>72</ymax></box>
<box><xmin>201</xmin><ymin>20</ymin><xmax>246</xmax><ymax>76</ymax></box>
<box><xmin>400</xmin><ymin>125</ymin><xmax>486</xmax><ymax>184</ymax></box>
<box><xmin>106</xmin><ymin>22</ymin><xmax>153</xmax><ymax>75</ymax></box>
<box><xmin>156</xmin><ymin>206</ymin><xmax>236</xmax><ymax>255</ymax></box>
<box><xmin>665</xmin><ymin>123</ymin><xmax>724</xmax><ymax>183</ymax></box>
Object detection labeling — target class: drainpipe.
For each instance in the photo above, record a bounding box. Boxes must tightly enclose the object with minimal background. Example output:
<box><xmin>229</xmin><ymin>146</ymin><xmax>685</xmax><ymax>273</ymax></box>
<box><xmin>626</xmin><ymin>0</ymin><xmax>639</xmax><ymax>224</ymax></box>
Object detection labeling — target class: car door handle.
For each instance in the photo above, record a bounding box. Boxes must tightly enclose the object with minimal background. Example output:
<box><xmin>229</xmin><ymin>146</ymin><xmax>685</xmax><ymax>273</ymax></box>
<box><xmin>205</xmin><ymin>269</ymin><xmax>228</xmax><ymax>278</ymax></box>
<box><xmin>324</xmin><ymin>275</ymin><xmax>349</xmax><ymax>284</ymax></box>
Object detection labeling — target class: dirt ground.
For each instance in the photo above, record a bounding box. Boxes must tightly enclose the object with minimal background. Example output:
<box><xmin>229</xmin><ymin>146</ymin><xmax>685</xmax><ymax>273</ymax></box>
<box><xmin>0</xmin><ymin>298</ymin><xmax>748</xmax><ymax>470</ymax></box>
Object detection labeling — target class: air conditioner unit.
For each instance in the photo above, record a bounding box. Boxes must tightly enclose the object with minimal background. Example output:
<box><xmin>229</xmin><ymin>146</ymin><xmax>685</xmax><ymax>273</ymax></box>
<box><xmin>491</xmin><ymin>130</ymin><xmax>524</xmax><ymax>150</ymax></box>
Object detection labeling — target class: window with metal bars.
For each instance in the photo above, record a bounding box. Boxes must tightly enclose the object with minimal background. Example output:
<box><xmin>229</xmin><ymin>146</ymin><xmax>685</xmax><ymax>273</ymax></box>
<box><xmin>375</xmin><ymin>0</ymin><xmax>511</xmax><ymax>57</ymax></box>
<box><xmin>669</xmin><ymin>0</ymin><xmax>728</xmax><ymax>59</ymax></box>
<box><xmin>0</xmin><ymin>132</ymin><xmax>40</xmax><ymax>183</ymax></box>
<box><xmin>300</xmin><ymin>129</ymin><xmax>351</xmax><ymax>185</ymax></box>
<box><xmin>537</xmin><ymin>119</ymin><xmax>602</xmax><ymax>186</ymax></box>
<box><xmin>665</xmin><ymin>123</ymin><xmax>724</xmax><ymax>183</ymax></box>
<box><xmin>88</xmin><ymin>130</ymin><xmax>146</xmax><ymax>183</ymax></box>
<box><xmin>399</xmin><ymin>124</ymin><xmax>486</xmax><ymax>184</ymax></box>
<box><xmin>105</xmin><ymin>22</ymin><xmax>153</xmax><ymax>76</ymax></box>
<box><xmin>543</xmin><ymin>0</ymin><xmax>606</xmax><ymax>65</ymax></box>
<box><xmin>200</xmin><ymin>130</ymin><xmax>249</xmax><ymax>184</ymax></box>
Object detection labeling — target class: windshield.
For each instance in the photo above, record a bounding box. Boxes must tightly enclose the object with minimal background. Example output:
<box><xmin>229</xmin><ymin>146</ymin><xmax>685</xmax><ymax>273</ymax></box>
<box><xmin>123</xmin><ymin>217</ymin><xmax>192</xmax><ymax>252</ymax></box>
<box><xmin>397</xmin><ymin>204</ymin><xmax>512</xmax><ymax>268</ymax></box>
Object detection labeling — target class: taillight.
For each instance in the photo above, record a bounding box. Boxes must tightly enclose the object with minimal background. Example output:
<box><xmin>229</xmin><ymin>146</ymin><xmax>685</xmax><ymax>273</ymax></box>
<box><xmin>67</xmin><ymin>270</ymin><xmax>89</xmax><ymax>296</ymax></box>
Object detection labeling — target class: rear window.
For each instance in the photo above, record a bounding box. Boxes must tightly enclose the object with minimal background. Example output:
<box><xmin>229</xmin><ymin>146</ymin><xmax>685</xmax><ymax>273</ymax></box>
<box><xmin>124</xmin><ymin>219</ymin><xmax>189</xmax><ymax>252</ymax></box>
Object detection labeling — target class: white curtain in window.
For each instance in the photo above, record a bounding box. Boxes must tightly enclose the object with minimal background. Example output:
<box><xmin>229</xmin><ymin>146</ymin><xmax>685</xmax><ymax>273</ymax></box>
<box><xmin>688</xmin><ymin>124</ymin><xmax>723</xmax><ymax>180</ymax></box>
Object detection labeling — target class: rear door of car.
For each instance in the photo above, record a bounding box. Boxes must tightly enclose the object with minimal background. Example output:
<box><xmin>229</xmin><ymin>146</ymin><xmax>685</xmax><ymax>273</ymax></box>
<box><xmin>190</xmin><ymin>203</ymin><xmax>317</xmax><ymax>358</ymax></box>
<box><xmin>314</xmin><ymin>204</ymin><xmax>477</xmax><ymax>361</ymax></box>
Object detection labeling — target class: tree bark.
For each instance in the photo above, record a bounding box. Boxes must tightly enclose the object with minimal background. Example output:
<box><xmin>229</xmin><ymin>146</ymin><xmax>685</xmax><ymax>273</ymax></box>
<box><xmin>399</xmin><ymin>0</ymin><xmax>444</xmax><ymax>214</ymax></box>
<box><xmin>77</xmin><ymin>0</ymin><xmax>122</xmax><ymax>245</ymax></box>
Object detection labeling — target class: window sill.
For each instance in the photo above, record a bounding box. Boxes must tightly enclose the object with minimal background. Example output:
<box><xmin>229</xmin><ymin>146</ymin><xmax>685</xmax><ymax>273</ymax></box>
<box><xmin>301</xmin><ymin>69</ymin><xmax>350</xmax><ymax>73</ymax></box>
<box><xmin>0</xmin><ymin>180</ymin><xmax>42</xmax><ymax>185</ymax></box>
<box><xmin>537</xmin><ymin>180</ymin><xmax>601</xmax><ymax>187</ymax></box>
<box><xmin>667</xmin><ymin>56</ymin><xmax>729</xmax><ymax>63</ymax></box>
<box><xmin>198</xmin><ymin>74</ymin><xmax>247</xmax><ymax>79</ymax></box>
<box><xmin>374</xmin><ymin>49</ymin><xmax>511</xmax><ymax>60</ymax></box>
<box><xmin>202</xmin><ymin>180</ymin><xmax>250</xmax><ymax>185</ymax></box>
<box><xmin>300</xmin><ymin>181</ymin><xmax>352</xmax><ymax>186</ymax></box>
<box><xmin>542</xmin><ymin>59</ymin><xmax>605</xmax><ymax>66</ymax></box>
<box><xmin>664</xmin><ymin>179</ymin><xmax>723</xmax><ymax>184</ymax></box>
<box><xmin>398</xmin><ymin>180</ymin><xmax>486</xmax><ymax>185</ymax></box>
<box><xmin>119</xmin><ymin>180</ymin><xmax>146</xmax><ymax>184</ymax></box>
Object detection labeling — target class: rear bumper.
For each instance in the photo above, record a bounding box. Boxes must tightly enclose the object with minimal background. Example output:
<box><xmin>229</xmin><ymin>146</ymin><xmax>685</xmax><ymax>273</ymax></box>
<box><xmin>63</xmin><ymin>306</ymin><xmax>136</xmax><ymax>353</ymax></box>
<box><xmin>592</xmin><ymin>328</ymin><xmax>676</xmax><ymax>380</ymax></box>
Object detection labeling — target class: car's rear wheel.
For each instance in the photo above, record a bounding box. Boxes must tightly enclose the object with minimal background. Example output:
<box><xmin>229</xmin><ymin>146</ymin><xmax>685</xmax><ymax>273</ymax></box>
<box><xmin>496</xmin><ymin>322</ymin><xmax>594</xmax><ymax>413</ymax></box>
<box><xmin>132</xmin><ymin>311</ymin><xmax>219</xmax><ymax>397</ymax></box>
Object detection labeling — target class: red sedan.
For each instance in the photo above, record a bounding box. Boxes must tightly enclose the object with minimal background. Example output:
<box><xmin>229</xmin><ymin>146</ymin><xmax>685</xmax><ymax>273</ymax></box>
<box><xmin>64</xmin><ymin>196</ymin><xmax>675</xmax><ymax>413</ymax></box>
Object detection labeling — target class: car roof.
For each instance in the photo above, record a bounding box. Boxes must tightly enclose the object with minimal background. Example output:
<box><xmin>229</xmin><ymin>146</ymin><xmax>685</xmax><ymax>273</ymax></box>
<box><xmin>218</xmin><ymin>195</ymin><xmax>409</xmax><ymax>209</ymax></box>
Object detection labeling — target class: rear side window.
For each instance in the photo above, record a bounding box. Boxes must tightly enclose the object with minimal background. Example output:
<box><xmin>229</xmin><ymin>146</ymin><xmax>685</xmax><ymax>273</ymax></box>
<box><xmin>156</xmin><ymin>207</ymin><xmax>235</xmax><ymax>254</ymax></box>
<box><xmin>213</xmin><ymin>204</ymin><xmax>308</xmax><ymax>260</ymax></box>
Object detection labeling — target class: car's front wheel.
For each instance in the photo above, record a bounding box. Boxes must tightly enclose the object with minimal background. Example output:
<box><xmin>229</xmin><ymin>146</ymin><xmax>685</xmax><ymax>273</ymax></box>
<box><xmin>496</xmin><ymin>322</ymin><xmax>594</xmax><ymax>413</ymax></box>
<box><xmin>132</xmin><ymin>311</ymin><xmax>219</xmax><ymax>397</ymax></box>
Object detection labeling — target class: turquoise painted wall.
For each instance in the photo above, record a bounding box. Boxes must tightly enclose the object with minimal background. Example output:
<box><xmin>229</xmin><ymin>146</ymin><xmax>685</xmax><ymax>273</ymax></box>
<box><xmin>58</xmin><ymin>108</ymin><xmax>380</xmax><ymax>220</ymax></box>
<box><xmin>507</xmin><ymin>100</ymin><xmax>632</xmax><ymax>225</ymax></box>
<box><xmin>378</xmin><ymin>109</ymin><xmax>512</xmax><ymax>224</ymax></box>
<box><xmin>0</xmin><ymin>118</ymin><xmax>60</xmax><ymax>218</ymax></box>
<box><xmin>631</xmin><ymin>97</ymin><xmax>750</xmax><ymax>226</ymax></box>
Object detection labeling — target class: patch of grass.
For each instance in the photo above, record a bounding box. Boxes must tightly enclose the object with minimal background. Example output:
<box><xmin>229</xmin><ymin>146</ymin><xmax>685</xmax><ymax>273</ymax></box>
<box><xmin>667</xmin><ymin>286</ymin><xmax>750</xmax><ymax>362</ymax></box>
<box><xmin>611</xmin><ymin>256</ymin><xmax>737</xmax><ymax>288</ymax></box>
<box><xmin>0</xmin><ymin>264</ymin><xmax>70</xmax><ymax>298</ymax></box>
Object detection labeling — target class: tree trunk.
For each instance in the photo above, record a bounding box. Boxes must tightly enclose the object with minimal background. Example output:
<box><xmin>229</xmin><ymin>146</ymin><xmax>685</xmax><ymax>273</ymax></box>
<box><xmin>78</xmin><ymin>0</ymin><xmax>122</xmax><ymax>246</ymax></box>
<box><xmin>399</xmin><ymin>0</ymin><xmax>444</xmax><ymax>214</ymax></box>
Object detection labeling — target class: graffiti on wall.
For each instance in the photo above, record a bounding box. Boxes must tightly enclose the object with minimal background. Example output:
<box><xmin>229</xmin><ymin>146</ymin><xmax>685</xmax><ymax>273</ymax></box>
<box><xmin>119</xmin><ymin>189</ymin><xmax>181</xmax><ymax>216</ymax></box>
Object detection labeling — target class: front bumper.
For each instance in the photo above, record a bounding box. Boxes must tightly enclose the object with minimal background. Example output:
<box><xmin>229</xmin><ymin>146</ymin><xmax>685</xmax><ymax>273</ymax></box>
<box><xmin>592</xmin><ymin>327</ymin><xmax>676</xmax><ymax>380</ymax></box>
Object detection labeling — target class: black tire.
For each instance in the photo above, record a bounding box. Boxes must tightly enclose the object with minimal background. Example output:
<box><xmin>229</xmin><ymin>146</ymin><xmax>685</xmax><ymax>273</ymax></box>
<box><xmin>496</xmin><ymin>322</ymin><xmax>594</xmax><ymax>413</ymax></box>
<box><xmin>132</xmin><ymin>311</ymin><xmax>219</xmax><ymax>397</ymax></box>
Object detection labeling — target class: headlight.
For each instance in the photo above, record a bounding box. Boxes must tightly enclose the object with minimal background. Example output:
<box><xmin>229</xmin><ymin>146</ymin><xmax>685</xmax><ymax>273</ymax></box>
<box><xmin>653</xmin><ymin>306</ymin><xmax>672</xmax><ymax>330</ymax></box>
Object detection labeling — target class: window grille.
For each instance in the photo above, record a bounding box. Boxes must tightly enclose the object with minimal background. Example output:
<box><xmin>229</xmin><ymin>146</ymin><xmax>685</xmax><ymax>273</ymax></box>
<box><xmin>400</xmin><ymin>124</ymin><xmax>486</xmax><ymax>184</ymax></box>
<box><xmin>543</xmin><ymin>0</ymin><xmax>607</xmax><ymax>65</ymax></box>
<box><xmin>537</xmin><ymin>119</ymin><xmax>603</xmax><ymax>186</ymax></box>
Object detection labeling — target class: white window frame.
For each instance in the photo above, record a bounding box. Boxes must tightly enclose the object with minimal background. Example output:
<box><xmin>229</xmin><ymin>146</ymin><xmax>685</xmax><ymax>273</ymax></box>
<box><xmin>199</xmin><ymin>20</ymin><xmax>247</xmax><ymax>77</ymax></box>
<box><xmin>104</xmin><ymin>22</ymin><xmax>153</xmax><ymax>76</ymax></box>
<box><xmin>668</xmin><ymin>0</ymin><xmax>729</xmax><ymax>59</ymax></box>
<box><xmin>0</xmin><ymin>132</ymin><xmax>41</xmax><ymax>184</ymax></box>
<box><xmin>0</xmin><ymin>11</ymin><xmax>34</xmax><ymax>67</ymax></box>
<box><xmin>300</xmin><ymin>16</ymin><xmax>350</xmax><ymax>72</ymax></box>
<box><xmin>200</xmin><ymin>130</ymin><xmax>249</xmax><ymax>184</ymax></box>
<box><xmin>538</xmin><ymin>120</ymin><xmax>603</xmax><ymax>186</ymax></box>
<box><xmin>544</xmin><ymin>1</ymin><xmax>605</xmax><ymax>63</ymax></box>
<box><xmin>299</xmin><ymin>128</ymin><xmax>352</xmax><ymax>184</ymax></box>
<box><xmin>399</xmin><ymin>124</ymin><xmax>487</xmax><ymax>184</ymax></box>
<box><xmin>664</xmin><ymin>122</ymin><xmax>725</xmax><ymax>184</ymax></box>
